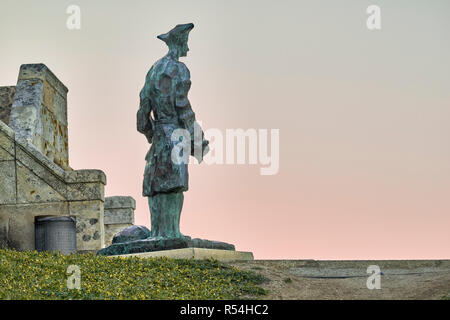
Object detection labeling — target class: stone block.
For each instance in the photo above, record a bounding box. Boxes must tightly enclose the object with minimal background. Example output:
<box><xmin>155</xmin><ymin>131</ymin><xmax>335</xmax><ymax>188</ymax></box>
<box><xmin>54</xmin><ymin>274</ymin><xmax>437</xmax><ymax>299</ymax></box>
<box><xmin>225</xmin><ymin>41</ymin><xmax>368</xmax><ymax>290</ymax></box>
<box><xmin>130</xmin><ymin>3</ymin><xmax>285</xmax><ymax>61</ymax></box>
<box><xmin>65</xmin><ymin>170</ymin><xmax>106</xmax><ymax>202</ymax></box>
<box><xmin>16</xmin><ymin>161</ymin><xmax>65</xmax><ymax>203</ymax></box>
<box><xmin>0</xmin><ymin>86</ymin><xmax>16</xmax><ymax>125</ymax></box>
<box><xmin>69</xmin><ymin>200</ymin><xmax>105</xmax><ymax>251</ymax></box>
<box><xmin>104</xmin><ymin>208</ymin><xmax>134</xmax><ymax>225</ymax></box>
<box><xmin>11</xmin><ymin>79</ymin><xmax>43</xmax><ymax>110</ymax></box>
<box><xmin>66</xmin><ymin>182</ymin><xmax>105</xmax><ymax>202</ymax></box>
<box><xmin>53</xmin><ymin>91</ymin><xmax>68</xmax><ymax>125</ymax></box>
<box><xmin>65</xmin><ymin>169</ymin><xmax>107</xmax><ymax>184</ymax></box>
<box><xmin>9</xmin><ymin>105</ymin><xmax>39</xmax><ymax>142</ymax></box>
<box><xmin>9</xmin><ymin>64</ymin><xmax>70</xmax><ymax>170</ymax></box>
<box><xmin>18</xmin><ymin>64</ymin><xmax>68</xmax><ymax>97</ymax></box>
<box><xmin>0</xmin><ymin>161</ymin><xmax>16</xmax><ymax>204</ymax></box>
<box><xmin>42</xmin><ymin>81</ymin><xmax>55</xmax><ymax>114</ymax></box>
<box><xmin>105</xmin><ymin>196</ymin><xmax>136</xmax><ymax>209</ymax></box>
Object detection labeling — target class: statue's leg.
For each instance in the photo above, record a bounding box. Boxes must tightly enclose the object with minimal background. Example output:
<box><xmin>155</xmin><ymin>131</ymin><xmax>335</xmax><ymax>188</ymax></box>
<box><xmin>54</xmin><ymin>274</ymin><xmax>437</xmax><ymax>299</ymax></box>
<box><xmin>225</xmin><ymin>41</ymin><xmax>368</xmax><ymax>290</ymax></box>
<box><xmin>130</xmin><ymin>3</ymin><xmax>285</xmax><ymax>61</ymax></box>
<box><xmin>148</xmin><ymin>191</ymin><xmax>184</xmax><ymax>238</ymax></box>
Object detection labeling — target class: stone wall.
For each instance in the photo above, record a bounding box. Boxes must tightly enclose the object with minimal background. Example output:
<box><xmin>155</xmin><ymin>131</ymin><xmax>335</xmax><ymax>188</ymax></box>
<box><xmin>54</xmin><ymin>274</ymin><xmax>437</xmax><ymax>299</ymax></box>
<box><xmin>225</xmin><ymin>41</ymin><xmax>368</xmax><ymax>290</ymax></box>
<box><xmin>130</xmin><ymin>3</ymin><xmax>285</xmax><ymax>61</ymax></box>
<box><xmin>0</xmin><ymin>86</ymin><xmax>16</xmax><ymax>125</ymax></box>
<box><xmin>9</xmin><ymin>64</ymin><xmax>69</xmax><ymax>170</ymax></box>
<box><xmin>104</xmin><ymin>196</ymin><xmax>135</xmax><ymax>246</ymax></box>
<box><xmin>0</xmin><ymin>120</ymin><xmax>106</xmax><ymax>252</ymax></box>
<box><xmin>0</xmin><ymin>63</ymin><xmax>137</xmax><ymax>253</ymax></box>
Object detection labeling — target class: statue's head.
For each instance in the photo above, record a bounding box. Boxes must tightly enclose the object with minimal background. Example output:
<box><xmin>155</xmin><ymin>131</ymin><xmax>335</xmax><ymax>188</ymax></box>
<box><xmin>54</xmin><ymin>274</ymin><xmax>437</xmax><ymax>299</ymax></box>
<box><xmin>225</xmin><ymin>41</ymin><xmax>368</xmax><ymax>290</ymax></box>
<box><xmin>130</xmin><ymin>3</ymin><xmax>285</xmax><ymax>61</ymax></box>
<box><xmin>157</xmin><ymin>23</ymin><xmax>194</xmax><ymax>59</ymax></box>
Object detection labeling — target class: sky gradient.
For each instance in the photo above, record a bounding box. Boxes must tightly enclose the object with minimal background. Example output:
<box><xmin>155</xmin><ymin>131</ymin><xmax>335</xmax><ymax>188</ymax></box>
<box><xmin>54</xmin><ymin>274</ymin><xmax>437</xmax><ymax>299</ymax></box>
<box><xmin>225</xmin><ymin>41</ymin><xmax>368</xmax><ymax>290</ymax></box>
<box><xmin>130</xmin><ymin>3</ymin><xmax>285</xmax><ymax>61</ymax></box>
<box><xmin>0</xmin><ymin>0</ymin><xmax>449</xmax><ymax>259</ymax></box>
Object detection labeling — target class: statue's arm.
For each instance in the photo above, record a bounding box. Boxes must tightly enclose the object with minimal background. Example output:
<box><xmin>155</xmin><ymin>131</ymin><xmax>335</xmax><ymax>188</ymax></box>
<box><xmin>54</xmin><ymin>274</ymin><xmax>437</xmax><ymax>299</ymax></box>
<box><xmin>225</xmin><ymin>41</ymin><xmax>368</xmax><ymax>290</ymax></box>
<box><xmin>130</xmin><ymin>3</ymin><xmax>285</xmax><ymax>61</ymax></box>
<box><xmin>174</xmin><ymin>65</ymin><xmax>209</xmax><ymax>161</ymax></box>
<box><xmin>137</xmin><ymin>69</ymin><xmax>154</xmax><ymax>144</ymax></box>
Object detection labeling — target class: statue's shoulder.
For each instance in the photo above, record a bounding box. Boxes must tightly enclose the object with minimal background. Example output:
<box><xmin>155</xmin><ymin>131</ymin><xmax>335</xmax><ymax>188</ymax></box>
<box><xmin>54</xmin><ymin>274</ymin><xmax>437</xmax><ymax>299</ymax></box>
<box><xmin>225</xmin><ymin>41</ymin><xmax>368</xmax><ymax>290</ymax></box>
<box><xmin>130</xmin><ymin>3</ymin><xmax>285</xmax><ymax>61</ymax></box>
<box><xmin>175</xmin><ymin>60</ymin><xmax>190</xmax><ymax>77</ymax></box>
<box><xmin>149</xmin><ymin>57</ymin><xmax>167</xmax><ymax>75</ymax></box>
<box><xmin>150</xmin><ymin>56</ymin><xmax>190</xmax><ymax>80</ymax></box>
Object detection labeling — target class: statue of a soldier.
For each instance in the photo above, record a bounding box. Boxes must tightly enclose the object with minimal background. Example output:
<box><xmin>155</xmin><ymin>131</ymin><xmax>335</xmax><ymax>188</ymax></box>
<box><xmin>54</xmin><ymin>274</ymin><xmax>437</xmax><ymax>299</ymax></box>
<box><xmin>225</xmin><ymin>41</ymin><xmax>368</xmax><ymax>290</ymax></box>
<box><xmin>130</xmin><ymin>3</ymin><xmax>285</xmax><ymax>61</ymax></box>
<box><xmin>137</xmin><ymin>23</ymin><xmax>209</xmax><ymax>239</ymax></box>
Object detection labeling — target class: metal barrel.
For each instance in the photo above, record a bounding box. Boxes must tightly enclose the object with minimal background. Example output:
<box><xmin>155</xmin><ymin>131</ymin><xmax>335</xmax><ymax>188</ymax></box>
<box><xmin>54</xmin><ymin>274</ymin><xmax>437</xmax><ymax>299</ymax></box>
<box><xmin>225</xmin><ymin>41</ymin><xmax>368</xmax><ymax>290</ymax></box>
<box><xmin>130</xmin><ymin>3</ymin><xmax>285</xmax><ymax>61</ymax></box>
<box><xmin>35</xmin><ymin>216</ymin><xmax>76</xmax><ymax>255</ymax></box>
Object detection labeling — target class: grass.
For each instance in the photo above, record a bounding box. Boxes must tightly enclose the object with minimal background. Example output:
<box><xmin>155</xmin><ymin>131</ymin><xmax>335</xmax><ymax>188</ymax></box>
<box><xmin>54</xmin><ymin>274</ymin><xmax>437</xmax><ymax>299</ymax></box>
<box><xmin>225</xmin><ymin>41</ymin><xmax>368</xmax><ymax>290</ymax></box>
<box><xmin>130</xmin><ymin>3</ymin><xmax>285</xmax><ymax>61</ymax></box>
<box><xmin>283</xmin><ymin>277</ymin><xmax>292</xmax><ymax>284</ymax></box>
<box><xmin>0</xmin><ymin>248</ymin><xmax>267</xmax><ymax>300</ymax></box>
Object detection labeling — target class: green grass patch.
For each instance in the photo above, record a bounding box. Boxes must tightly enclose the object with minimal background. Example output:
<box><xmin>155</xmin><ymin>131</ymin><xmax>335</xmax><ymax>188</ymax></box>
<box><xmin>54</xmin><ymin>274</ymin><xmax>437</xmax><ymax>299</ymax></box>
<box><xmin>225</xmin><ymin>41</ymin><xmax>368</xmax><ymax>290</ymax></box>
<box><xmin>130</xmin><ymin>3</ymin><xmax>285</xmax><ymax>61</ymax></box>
<box><xmin>0</xmin><ymin>248</ymin><xmax>267</xmax><ymax>300</ymax></box>
<box><xmin>283</xmin><ymin>277</ymin><xmax>292</xmax><ymax>284</ymax></box>
<box><xmin>251</xmin><ymin>266</ymin><xmax>263</xmax><ymax>271</ymax></box>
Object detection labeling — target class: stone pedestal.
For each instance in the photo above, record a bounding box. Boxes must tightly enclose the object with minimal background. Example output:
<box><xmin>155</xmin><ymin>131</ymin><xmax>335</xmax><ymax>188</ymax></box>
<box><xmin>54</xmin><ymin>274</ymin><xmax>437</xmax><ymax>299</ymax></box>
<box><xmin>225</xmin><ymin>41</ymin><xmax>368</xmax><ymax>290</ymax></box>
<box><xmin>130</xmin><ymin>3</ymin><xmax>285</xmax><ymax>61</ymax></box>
<box><xmin>109</xmin><ymin>248</ymin><xmax>254</xmax><ymax>261</ymax></box>
<box><xmin>97</xmin><ymin>235</ymin><xmax>236</xmax><ymax>256</ymax></box>
<box><xmin>104</xmin><ymin>196</ymin><xmax>135</xmax><ymax>246</ymax></box>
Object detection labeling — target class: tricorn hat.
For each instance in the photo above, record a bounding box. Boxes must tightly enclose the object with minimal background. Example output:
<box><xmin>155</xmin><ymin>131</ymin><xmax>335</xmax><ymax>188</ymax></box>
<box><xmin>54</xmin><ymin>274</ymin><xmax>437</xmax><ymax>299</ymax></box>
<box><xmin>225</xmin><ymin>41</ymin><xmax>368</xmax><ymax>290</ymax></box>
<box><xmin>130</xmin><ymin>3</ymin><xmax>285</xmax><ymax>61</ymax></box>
<box><xmin>157</xmin><ymin>23</ymin><xmax>194</xmax><ymax>46</ymax></box>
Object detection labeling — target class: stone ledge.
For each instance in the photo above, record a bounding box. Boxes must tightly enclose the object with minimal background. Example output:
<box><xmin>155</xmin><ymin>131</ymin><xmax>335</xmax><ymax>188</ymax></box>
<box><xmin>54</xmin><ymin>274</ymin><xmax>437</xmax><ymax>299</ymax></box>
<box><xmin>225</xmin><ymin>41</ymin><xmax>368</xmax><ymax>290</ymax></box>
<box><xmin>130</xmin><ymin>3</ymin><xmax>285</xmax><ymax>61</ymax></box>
<box><xmin>18</xmin><ymin>64</ymin><xmax>68</xmax><ymax>95</ymax></box>
<box><xmin>0</xmin><ymin>119</ymin><xmax>15</xmax><ymax>139</ymax></box>
<box><xmin>15</xmin><ymin>135</ymin><xmax>65</xmax><ymax>179</ymax></box>
<box><xmin>105</xmin><ymin>196</ymin><xmax>136</xmax><ymax>209</ymax></box>
<box><xmin>109</xmin><ymin>248</ymin><xmax>254</xmax><ymax>262</ymax></box>
<box><xmin>104</xmin><ymin>208</ymin><xmax>134</xmax><ymax>225</ymax></box>
<box><xmin>65</xmin><ymin>169</ymin><xmax>107</xmax><ymax>184</ymax></box>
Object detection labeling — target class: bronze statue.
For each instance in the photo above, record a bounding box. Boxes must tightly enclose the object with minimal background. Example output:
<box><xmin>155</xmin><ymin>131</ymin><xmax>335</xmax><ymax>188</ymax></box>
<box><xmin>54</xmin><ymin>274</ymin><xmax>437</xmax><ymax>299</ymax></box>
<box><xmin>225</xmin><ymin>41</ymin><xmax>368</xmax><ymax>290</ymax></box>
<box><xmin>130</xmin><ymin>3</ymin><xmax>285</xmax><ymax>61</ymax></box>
<box><xmin>137</xmin><ymin>23</ymin><xmax>209</xmax><ymax>239</ymax></box>
<box><xmin>98</xmin><ymin>23</ymin><xmax>235</xmax><ymax>255</ymax></box>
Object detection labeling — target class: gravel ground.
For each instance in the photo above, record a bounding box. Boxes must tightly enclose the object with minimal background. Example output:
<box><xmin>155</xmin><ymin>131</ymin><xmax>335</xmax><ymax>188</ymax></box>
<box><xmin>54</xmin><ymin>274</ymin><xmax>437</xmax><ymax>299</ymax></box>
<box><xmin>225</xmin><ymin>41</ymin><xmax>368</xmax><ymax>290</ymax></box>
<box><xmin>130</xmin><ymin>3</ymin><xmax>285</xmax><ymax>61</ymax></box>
<box><xmin>229</xmin><ymin>259</ymin><xmax>450</xmax><ymax>300</ymax></box>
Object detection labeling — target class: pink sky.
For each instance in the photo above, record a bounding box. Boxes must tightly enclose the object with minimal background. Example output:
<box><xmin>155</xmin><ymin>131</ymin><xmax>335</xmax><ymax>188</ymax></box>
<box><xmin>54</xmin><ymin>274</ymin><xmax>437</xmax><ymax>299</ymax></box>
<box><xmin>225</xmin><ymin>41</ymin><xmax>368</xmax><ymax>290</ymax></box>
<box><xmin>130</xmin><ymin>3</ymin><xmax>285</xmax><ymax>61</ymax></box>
<box><xmin>0</xmin><ymin>0</ymin><xmax>449</xmax><ymax>259</ymax></box>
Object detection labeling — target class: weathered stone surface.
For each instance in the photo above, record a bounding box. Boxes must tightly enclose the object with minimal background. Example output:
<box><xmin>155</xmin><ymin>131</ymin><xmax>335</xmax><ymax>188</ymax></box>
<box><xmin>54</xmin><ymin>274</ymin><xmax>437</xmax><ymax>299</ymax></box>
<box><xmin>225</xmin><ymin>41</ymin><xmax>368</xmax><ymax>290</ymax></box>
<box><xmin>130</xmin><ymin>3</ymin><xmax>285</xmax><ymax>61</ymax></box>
<box><xmin>104</xmin><ymin>208</ymin><xmax>134</xmax><ymax>225</ymax></box>
<box><xmin>8</xmin><ymin>64</ymin><xmax>69</xmax><ymax>170</ymax></box>
<box><xmin>0</xmin><ymin>119</ymin><xmax>15</xmax><ymax>138</ymax></box>
<box><xmin>65</xmin><ymin>170</ymin><xmax>106</xmax><ymax>202</ymax></box>
<box><xmin>65</xmin><ymin>170</ymin><xmax>106</xmax><ymax>184</ymax></box>
<box><xmin>0</xmin><ymin>202</ymin><xmax>70</xmax><ymax>250</ymax></box>
<box><xmin>104</xmin><ymin>196</ymin><xmax>135</xmax><ymax>209</ymax></box>
<box><xmin>16</xmin><ymin>161</ymin><xmax>65</xmax><ymax>203</ymax></box>
<box><xmin>0</xmin><ymin>86</ymin><xmax>16</xmax><ymax>125</ymax></box>
<box><xmin>111</xmin><ymin>225</ymin><xmax>151</xmax><ymax>244</ymax></box>
<box><xmin>0</xmin><ymin>211</ymin><xmax>9</xmax><ymax>248</ymax></box>
<box><xmin>69</xmin><ymin>200</ymin><xmax>105</xmax><ymax>251</ymax></box>
<box><xmin>0</xmin><ymin>161</ymin><xmax>16</xmax><ymax>205</ymax></box>
<box><xmin>104</xmin><ymin>207</ymin><xmax>134</xmax><ymax>225</ymax></box>
<box><xmin>0</xmin><ymin>64</ymin><xmax>110</xmax><ymax>253</ymax></box>
<box><xmin>0</xmin><ymin>147</ymin><xmax>12</xmax><ymax>161</ymax></box>
<box><xmin>97</xmin><ymin>236</ymin><xmax>235</xmax><ymax>256</ymax></box>
<box><xmin>18</xmin><ymin>64</ymin><xmax>68</xmax><ymax>97</ymax></box>
<box><xmin>66</xmin><ymin>182</ymin><xmax>105</xmax><ymax>202</ymax></box>
<box><xmin>104</xmin><ymin>196</ymin><xmax>134</xmax><ymax>220</ymax></box>
<box><xmin>0</xmin><ymin>121</ymin><xmax>15</xmax><ymax>161</ymax></box>
<box><xmin>9</xmin><ymin>104</ymin><xmax>40</xmax><ymax>142</ymax></box>
<box><xmin>15</xmin><ymin>135</ymin><xmax>65</xmax><ymax>179</ymax></box>
<box><xmin>0</xmin><ymin>122</ymin><xmax>106</xmax><ymax>251</ymax></box>
<box><xmin>11</xmin><ymin>79</ymin><xmax>44</xmax><ymax>110</ymax></box>
<box><xmin>15</xmin><ymin>141</ymin><xmax>68</xmax><ymax>200</ymax></box>
<box><xmin>103</xmin><ymin>197</ymin><xmax>136</xmax><ymax>246</ymax></box>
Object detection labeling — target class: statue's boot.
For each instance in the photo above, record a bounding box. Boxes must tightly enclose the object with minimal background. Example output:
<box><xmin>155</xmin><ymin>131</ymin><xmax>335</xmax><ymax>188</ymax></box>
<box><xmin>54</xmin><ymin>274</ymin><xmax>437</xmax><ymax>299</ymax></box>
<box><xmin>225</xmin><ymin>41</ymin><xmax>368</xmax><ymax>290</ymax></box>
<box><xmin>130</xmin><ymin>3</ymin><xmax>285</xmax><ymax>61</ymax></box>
<box><xmin>148</xmin><ymin>191</ymin><xmax>185</xmax><ymax>238</ymax></box>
